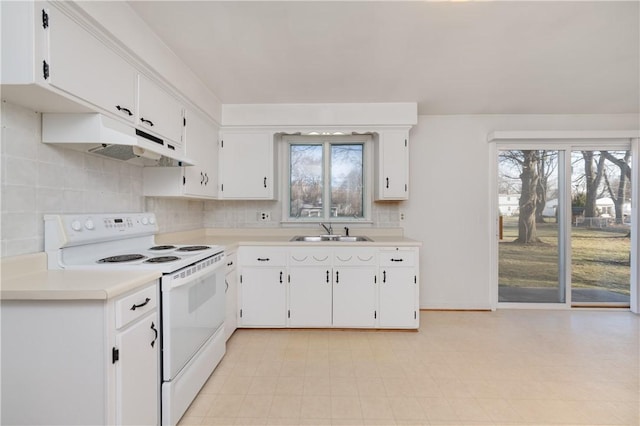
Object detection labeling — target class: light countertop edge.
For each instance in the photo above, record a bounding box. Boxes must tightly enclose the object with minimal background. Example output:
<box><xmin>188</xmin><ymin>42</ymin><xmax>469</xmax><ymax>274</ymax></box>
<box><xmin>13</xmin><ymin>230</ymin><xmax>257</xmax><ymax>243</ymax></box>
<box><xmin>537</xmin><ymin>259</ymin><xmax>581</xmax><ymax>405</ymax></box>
<box><xmin>1</xmin><ymin>268</ymin><xmax>161</xmax><ymax>301</ymax></box>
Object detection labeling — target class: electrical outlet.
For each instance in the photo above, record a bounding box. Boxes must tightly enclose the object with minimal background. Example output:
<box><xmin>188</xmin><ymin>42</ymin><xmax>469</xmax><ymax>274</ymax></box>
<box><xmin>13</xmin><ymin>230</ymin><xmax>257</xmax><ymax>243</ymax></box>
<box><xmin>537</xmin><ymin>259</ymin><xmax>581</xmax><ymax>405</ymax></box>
<box><xmin>258</xmin><ymin>211</ymin><xmax>271</xmax><ymax>222</ymax></box>
<box><xmin>399</xmin><ymin>211</ymin><xmax>405</xmax><ymax>221</ymax></box>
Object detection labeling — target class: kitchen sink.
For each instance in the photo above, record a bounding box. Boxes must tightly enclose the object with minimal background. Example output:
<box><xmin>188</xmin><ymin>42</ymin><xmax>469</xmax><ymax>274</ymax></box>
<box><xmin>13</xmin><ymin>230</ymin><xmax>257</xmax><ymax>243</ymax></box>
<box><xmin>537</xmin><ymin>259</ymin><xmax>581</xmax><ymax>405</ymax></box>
<box><xmin>290</xmin><ymin>235</ymin><xmax>373</xmax><ymax>242</ymax></box>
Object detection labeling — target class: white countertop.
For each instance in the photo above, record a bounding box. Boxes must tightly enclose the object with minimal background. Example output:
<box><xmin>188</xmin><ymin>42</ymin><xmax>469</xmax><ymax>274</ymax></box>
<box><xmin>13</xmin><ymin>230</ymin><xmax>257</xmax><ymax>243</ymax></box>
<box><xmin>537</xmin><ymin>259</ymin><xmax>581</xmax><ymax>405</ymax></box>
<box><xmin>156</xmin><ymin>227</ymin><xmax>423</xmax><ymax>251</ymax></box>
<box><xmin>1</xmin><ymin>227</ymin><xmax>420</xmax><ymax>301</ymax></box>
<box><xmin>1</xmin><ymin>253</ymin><xmax>160</xmax><ymax>301</ymax></box>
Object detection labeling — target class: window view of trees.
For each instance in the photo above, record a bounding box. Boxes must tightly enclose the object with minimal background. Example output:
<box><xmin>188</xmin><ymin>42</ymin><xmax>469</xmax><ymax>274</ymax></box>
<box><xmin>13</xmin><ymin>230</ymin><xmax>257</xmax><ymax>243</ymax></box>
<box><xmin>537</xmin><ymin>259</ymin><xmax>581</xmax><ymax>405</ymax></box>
<box><xmin>289</xmin><ymin>142</ymin><xmax>364</xmax><ymax>219</ymax></box>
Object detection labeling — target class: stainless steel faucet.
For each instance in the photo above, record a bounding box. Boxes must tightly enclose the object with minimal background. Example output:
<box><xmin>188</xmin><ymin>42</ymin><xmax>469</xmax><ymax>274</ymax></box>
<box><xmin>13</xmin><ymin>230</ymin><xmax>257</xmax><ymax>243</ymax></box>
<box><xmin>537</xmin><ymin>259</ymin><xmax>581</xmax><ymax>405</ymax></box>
<box><xmin>320</xmin><ymin>222</ymin><xmax>333</xmax><ymax>235</ymax></box>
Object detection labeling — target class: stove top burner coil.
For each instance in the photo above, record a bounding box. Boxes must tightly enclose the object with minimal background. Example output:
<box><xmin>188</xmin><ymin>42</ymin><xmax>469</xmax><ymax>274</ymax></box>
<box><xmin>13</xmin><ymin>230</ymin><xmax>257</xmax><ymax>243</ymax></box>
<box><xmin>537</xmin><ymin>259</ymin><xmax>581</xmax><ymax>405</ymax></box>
<box><xmin>97</xmin><ymin>254</ymin><xmax>147</xmax><ymax>263</ymax></box>
<box><xmin>149</xmin><ymin>245</ymin><xmax>177</xmax><ymax>251</ymax></box>
<box><xmin>145</xmin><ymin>256</ymin><xmax>181</xmax><ymax>263</ymax></box>
<box><xmin>176</xmin><ymin>245</ymin><xmax>210</xmax><ymax>252</ymax></box>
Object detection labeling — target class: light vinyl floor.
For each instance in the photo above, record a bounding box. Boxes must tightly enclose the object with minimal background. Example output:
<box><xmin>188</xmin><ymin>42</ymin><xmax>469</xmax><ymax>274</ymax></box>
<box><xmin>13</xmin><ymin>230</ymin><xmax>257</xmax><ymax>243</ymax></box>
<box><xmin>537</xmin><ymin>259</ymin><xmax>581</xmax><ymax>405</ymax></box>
<box><xmin>179</xmin><ymin>310</ymin><xmax>639</xmax><ymax>425</ymax></box>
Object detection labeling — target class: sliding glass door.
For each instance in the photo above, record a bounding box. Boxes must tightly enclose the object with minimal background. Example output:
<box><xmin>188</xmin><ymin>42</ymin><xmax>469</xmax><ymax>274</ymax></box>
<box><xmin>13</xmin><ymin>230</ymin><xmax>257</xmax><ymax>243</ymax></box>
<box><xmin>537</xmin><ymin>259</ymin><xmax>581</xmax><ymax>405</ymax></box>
<box><xmin>497</xmin><ymin>145</ymin><xmax>632</xmax><ymax>307</ymax></box>
<box><xmin>498</xmin><ymin>150</ymin><xmax>564</xmax><ymax>303</ymax></box>
<box><xmin>570</xmin><ymin>150</ymin><xmax>631</xmax><ymax>306</ymax></box>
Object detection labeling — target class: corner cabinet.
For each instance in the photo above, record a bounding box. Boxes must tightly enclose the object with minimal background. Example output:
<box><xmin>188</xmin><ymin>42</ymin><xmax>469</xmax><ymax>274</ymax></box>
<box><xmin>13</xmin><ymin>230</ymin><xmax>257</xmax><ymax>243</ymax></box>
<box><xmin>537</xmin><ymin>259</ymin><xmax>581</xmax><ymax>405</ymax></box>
<box><xmin>238</xmin><ymin>247</ymin><xmax>287</xmax><ymax>326</ymax></box>
<box><xmin>0</xmin><ymin>281</ymin><xmax>159</xmax><ymax>426</ymax></box>
<box><xmin>375</xmin><ymin>130</ymin><xmax>410</xmax><ymax>200</ymax></box>
<box><xmin>218</xmin><ymin>131</ymin><xmax>275</xmax><ymax>199</ymax></box>
<box><xmin>143</xmin><ymin>108</ymin><xmax>219</xmax><ymax>199</ymax></box>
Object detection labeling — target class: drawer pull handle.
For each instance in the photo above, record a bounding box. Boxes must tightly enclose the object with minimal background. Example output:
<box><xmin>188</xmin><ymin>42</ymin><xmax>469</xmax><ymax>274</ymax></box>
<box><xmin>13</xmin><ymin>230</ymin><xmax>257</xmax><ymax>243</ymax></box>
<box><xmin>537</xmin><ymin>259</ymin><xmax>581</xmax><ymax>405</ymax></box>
<box><xmin>336</xmin><ymin>256</ymin><xmax>352</xmax><ymax>262</ymax></box>
<box><xmin>326</xmin><ymin>270</ymin><xmax>330</xmax><ymax>283</ymax></box>
<box><xmin>150</xmin><ymin>322</ymin><xmax>158</xmax><ymax>348</ymax></box>
<box><xmin>257</xmin><ymin>258</ymin><xmax>270</xmax><ymax>262</ymax></box>
<box><xmin>313</xmin><ymin>256</ymin><xmax>329</xmax><ymax>262</ymax></box>
<box><xmin>227</xmin><ymin>261</ymin><xmax>234</xmax><ymax>266</ymax></box>
<box><xmin>292</xmin><ymin>256</ymin><xmax>308</xmax><ymax>262</ymax></box>
<box><xmin>115</xmin><ymin>105</ymin><xmax>133</xmax><ymax>116</ymax></box>
<box><xmin>335</xmin><ymin>270</ymin><xmax>339</xmax><ymax>283</ymax></box>
<box><xmin>130</xmin><ymin>297</ymin><xmax>151</xmax><ymax>311</ymax></box>
<box><xmin>383</xmin><ymin>271</ymin><xmax>387</xmax><ymax>283</ymax></box>
<box><xmin>140</xmin><ymin>117</ymin><xmax>154</xmax><ymax>127</ymax></box>
<box><xmin>390</xmin><ymin>258</ymin><xmax>404</xmax><ymax>262</ymax></box>
<box><xmin>279</xmin><ymin>271</ymin><xmax>283</xmax><ymax>283</ymax></box>
<box><xmin>357</xmin><ymin>256</ymin><xmax>373</xmax><ymax>262</ymax></box>
<box><xmin>225</xmin><ymin>279</ymin><xmax>229</xmax><ymax>293</ymax></box>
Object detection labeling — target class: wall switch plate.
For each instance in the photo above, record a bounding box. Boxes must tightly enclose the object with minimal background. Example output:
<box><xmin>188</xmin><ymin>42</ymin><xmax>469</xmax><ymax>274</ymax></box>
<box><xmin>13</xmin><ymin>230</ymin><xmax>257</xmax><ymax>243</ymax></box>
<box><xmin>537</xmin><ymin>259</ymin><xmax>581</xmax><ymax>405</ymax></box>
<box><xmin>258</xmin><ymin>211</ymin><xmax>271</xmax><ymax>222</ymax></box>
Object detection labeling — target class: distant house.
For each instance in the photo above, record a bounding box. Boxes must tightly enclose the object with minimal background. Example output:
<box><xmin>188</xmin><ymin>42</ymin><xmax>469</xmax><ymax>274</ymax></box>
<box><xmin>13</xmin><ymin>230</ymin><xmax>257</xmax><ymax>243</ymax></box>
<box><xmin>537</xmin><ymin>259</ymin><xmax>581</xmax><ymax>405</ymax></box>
<box><xmin>498</xmin><ymin>194</ymin><xmax>520</xmax><ymax>216</ymax></box>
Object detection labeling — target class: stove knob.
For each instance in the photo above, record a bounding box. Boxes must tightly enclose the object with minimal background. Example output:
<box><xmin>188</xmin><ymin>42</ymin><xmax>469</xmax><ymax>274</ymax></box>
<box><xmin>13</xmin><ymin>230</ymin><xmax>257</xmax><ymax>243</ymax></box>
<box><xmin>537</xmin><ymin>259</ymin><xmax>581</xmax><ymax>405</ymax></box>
<box><xmin>141</xmin><ymin>217</ymin><xmax>149</xmax><ymax>225</ymax></box>
<box><xmin>149</xmin><ymin>216</ymin><xmax>156</xmax><ymax>225</ymax></box>
<box><xmin>71</xmin><ymin>220</ymin><xmax>82</xmax><ymax>232</ymax></box>
<box><xmin>85</xmin><ymin>219</ymin><xmax>95</xmax><ymax>230</ymax></box>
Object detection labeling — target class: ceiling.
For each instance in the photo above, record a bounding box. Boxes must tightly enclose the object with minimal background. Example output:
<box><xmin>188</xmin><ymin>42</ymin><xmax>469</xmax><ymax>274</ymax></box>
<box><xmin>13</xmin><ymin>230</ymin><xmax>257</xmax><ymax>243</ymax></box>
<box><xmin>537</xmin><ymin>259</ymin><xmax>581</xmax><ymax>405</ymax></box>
<box><xmin>127</xmin><ymin>1</ymin><xmax>639</xmax><ymax>115</ymax></box>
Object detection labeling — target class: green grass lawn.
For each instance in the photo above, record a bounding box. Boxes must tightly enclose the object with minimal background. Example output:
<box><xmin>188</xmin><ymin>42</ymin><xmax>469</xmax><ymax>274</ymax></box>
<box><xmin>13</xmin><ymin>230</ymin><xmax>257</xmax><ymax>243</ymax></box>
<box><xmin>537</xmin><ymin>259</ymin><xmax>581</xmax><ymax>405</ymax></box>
<box><xmin>499</xmin><ymin>217</ymin><xmax>631</xmax><ymax>295</ymax></box>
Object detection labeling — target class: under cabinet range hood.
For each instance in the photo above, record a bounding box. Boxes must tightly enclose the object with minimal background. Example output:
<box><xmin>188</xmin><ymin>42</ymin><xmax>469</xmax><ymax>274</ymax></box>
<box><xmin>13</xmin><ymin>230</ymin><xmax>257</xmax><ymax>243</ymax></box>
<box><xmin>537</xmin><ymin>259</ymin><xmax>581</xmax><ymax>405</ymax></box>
<box><xmin>42</xmin><ymin>113</ymin><xmax>194</xmax><ymax>166</ymax></box>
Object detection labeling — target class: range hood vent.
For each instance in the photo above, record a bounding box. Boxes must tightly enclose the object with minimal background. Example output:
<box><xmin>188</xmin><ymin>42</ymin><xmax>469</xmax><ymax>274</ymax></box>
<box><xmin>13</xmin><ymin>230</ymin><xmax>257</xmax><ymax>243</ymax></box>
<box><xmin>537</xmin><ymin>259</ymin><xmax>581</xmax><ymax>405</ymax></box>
<box><xmin>42</xmin><ymin>113</ymin><xmax>194</xmax><ymax>166</ymax></box>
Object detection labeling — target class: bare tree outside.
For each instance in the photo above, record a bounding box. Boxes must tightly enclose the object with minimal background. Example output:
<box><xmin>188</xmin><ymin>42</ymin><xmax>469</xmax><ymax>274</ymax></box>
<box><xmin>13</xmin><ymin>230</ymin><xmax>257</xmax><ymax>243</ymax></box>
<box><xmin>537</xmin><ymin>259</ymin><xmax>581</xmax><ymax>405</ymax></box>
<box><xmin>289</xmin><ymin>142</ymin><xmax>364</xmax><ymax>219</ymax></box>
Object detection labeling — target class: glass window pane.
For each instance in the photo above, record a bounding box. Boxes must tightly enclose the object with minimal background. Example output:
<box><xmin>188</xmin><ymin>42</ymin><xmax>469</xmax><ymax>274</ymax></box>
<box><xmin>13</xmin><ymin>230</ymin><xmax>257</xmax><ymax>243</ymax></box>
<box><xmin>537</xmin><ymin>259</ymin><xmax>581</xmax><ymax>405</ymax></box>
<box><xmin>570</xmin><ymin>150</ymin><xmax>631</xmax><ymax>305</ymax></box>
<box><xmin>498</xmin><ymin>149</ymin><xmax>562</xmax><ymax>303</ymax></box>
<box><xmin>330</xmin><ymin>144</ymin><xmax>363</xmax><ymax>218</ymax></box>
<box><xmin>290</xmin><ymin>144</ymin><xmax>323</xmax><ymax>218</ymax></box>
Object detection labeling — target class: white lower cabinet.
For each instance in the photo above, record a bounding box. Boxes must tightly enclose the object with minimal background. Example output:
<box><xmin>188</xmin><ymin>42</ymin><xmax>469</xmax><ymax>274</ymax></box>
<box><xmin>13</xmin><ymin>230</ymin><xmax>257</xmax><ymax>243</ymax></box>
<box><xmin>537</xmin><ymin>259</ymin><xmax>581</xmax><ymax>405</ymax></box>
<box><xmin>288</xmin><ymin>248</ymin><xmax>333</xmax><ymax>327</ymax></box>
<box><xmin>238</xmin><ymin>247</ymin><xmax>287</xmax><ymax>327</ymax></box>
<box><xmin>0</xmin><ymin>281</ymin><xmax>159</xmax><ymax>425</ymax></box>
<box><xmin>115</xmin><ymin>311</ymin><xmax>159</xmax><ymax>425</ymax></box>
<box><xmin>224</xmin><ymin>250</ymin><xmax>238</xmax><ymax>340</ymax></box>
<box><xmin>332</xmin><ymin>266</ymin><xmax>378</xmax><ymax>327</ymax></box>
<box><xmin>237</xmin><ymin>245</ymin><xmax>419</xmax><ymax>329</ymax></box>
<box><xmin>378</xmin><ymin>248</ymin><xmax>419</xmax><ymax>328</ymax></box>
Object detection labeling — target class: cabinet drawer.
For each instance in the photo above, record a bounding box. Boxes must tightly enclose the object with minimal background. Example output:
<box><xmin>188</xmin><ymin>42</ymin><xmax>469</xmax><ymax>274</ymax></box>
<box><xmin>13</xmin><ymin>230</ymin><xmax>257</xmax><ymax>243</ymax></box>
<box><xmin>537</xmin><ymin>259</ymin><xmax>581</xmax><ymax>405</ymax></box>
<box><xmin>239</xmin><ymin>247</ymin><xmax>287</xmax><ymax>266</ymax></box>
<box><xmin>115</xmin><ymin>284</ymin><xmax>157</xmax><ymax>329</ymax></box>
<box><xmin>379</xmin><ymin>249</ymin><xmax>416</xmax><ymax>267</ymax></box>
<box><xmin>333</xmin><ymin>248</ymin><xmax>377</xmax><ymax>265</ymax></box>
<box><xmin>226</xmin><ymin>251</ymin><xmax>237</xmax><ymax>272</ymax></box>
<box><xmin>289</xmin><ymin>248</ymin><xmax>332</xmax><ymax>266</ymax></box>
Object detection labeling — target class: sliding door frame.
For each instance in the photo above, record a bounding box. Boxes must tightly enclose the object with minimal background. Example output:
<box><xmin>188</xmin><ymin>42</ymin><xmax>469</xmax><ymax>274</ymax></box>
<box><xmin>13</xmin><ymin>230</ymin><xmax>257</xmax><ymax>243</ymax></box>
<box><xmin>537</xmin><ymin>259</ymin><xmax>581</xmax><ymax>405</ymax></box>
<box><xmin>488</xmin><ymin>132</ymin><xmax>639</xmax><ymax>312</ymax></box>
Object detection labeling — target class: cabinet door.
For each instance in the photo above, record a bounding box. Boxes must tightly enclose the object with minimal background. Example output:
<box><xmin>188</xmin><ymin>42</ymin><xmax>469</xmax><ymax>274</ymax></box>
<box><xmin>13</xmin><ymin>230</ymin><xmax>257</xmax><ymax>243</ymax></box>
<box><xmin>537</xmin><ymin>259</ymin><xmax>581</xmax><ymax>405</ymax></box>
<box><xmin>225</xmin><ymin>253</ymin><xmax>238</xmax><ymax>340</ymax></box>
<box><xmin>48</xmin><ymin>6</ymin><xmax>136</xmax><ymax>121</ymax></box>
<box><xmin>376</xmin><ymin>131</ymin><xmax>409</xmax><ymax>200</ymax></box>
<box><xmin>379</xmin><ymin>267</ymin><xmax>418</xmax><ymax>328</ymax></box>
<box><xmin>219</xmin><ymin>132</ymin><xmax>273</xmax><ymax>199</ymax></box>
<box><xmin>115</xmin><ymin>312</ymin><xmax>159</xmax><ymax>426</ymax></box>
<box><xmin>183</xmin><ymin>110</ymin><xmax>218</xmax><ymax>197</ymax></box>
<box><xmin>333</xmin><ymin>267</ymin><xmax>377</xmax><ymax>327</ymax></box>
<box><xmin>138</xmin><ymin>75</ymin><xmax>184</xmax><ymax>144</ymax></box>
<box><xmin>240</xmin><ymin>267</ymin><xmax>286</xmax><ymax>326</ymax></box>
<box><xmin>289</xmin><ymin>267</ymin><xmax>332</xmax><ymax>327</ymax></box>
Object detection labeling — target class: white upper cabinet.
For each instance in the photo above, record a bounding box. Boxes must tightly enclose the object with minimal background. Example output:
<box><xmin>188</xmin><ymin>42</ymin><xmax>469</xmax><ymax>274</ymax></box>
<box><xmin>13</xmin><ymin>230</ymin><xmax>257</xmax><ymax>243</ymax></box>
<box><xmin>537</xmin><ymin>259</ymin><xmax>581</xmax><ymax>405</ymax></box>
<box><xmin>182</xmin><ymin>109</ymin><xmax>218</xmax><ymax>197</ymax></box>
<box><xmin>137</xmin><ymin>75</ymin><xmax>184</xmax><ymax>144</ymax></box>
<box><xmin>143</xmin><ymin>108</ymin><xmax>218</xmax><ymax>199</ymax></box>
<box><xmin>375</xmin><ymin>130</ymin><xmax>410</xmax><ymax>200</ymax></box>
<box><xmin>218</xmin><ymin>131</ymin><xmax>275</xmax><ymax>199</ymax></box>
<box><xmin>48</xmin><ymin>5</ymin><xmax>138</xmax><ymax>122</ymax></box>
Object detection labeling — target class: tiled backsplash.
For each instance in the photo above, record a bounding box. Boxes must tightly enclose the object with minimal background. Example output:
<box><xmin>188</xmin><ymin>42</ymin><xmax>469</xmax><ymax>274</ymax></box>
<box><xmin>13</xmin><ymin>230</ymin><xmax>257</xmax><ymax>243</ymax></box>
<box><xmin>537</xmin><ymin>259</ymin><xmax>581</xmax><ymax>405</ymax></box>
<box><xmin>1</xmin><ymin>101</ymin><xmax>400</xmax><ymax>257</ymax></box>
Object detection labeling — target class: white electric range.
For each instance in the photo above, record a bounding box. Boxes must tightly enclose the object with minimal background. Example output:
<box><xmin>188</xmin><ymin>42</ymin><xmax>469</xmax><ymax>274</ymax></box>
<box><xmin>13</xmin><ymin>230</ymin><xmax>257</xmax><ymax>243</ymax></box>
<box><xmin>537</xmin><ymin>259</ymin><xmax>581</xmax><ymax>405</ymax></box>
<box><xmin>44</xmin><ymin>213</ymin><xmax>226</xmax><ymax>426</ymax></box>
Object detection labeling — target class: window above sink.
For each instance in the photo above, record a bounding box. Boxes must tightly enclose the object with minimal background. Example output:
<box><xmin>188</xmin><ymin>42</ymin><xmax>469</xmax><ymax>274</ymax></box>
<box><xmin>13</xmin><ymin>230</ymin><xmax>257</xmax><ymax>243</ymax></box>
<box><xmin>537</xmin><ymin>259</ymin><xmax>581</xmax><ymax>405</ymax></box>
<box><xmin>283</xmin><ymin>134</ymin><xmax>373</xmax><ymax>223</ymax></box>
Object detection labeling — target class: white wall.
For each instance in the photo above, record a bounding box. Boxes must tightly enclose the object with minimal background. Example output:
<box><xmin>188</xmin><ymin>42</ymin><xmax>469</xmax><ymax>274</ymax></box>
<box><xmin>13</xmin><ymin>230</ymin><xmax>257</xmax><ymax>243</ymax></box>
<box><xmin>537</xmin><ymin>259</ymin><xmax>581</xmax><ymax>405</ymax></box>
<box><xmin>406</xmin><ymin>114</ymin><xmax>640</xmax><ymax>309</ymax></box>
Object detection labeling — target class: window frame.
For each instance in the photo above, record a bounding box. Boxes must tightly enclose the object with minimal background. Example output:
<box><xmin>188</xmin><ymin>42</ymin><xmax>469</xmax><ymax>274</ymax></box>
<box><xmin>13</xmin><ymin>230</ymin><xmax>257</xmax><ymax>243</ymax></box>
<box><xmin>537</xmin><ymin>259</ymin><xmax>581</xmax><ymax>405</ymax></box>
<box><xmin>281</xmin><ymin>134</ymin><xmax>373</xmax><ymax>223</ymax></box>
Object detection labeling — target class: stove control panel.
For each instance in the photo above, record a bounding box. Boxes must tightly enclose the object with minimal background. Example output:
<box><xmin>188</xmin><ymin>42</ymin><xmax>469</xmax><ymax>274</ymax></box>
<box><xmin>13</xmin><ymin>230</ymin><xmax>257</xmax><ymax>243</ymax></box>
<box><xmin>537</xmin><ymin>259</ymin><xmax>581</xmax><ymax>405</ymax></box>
<box><xmin>45</xmin><ymin>213</ymin><xmax>158</xmax><ymax>248</ymax></box>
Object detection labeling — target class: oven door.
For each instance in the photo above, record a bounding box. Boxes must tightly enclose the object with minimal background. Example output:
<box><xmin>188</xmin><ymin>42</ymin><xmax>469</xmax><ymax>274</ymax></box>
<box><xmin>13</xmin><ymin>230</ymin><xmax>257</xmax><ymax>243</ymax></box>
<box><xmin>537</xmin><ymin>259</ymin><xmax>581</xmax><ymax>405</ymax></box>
<box><xmin>161</xmin><ymin>253</ymin><xmax>225</xmax><ymax>380</ymax></box>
